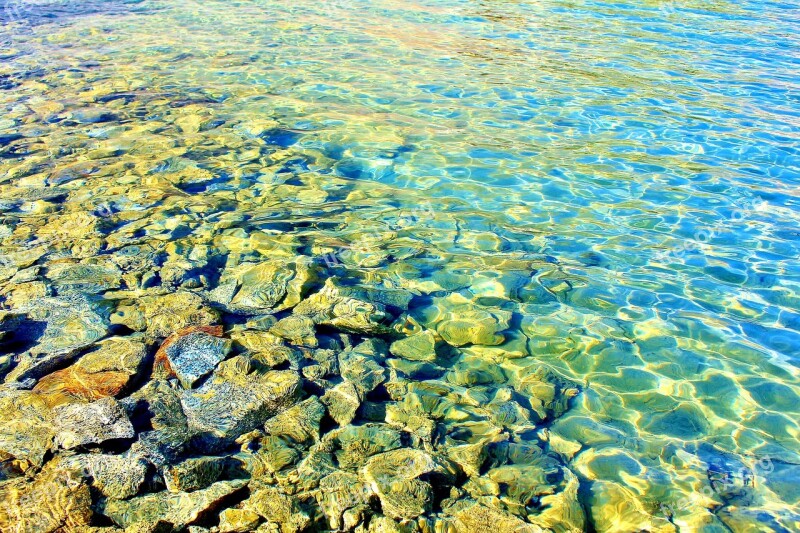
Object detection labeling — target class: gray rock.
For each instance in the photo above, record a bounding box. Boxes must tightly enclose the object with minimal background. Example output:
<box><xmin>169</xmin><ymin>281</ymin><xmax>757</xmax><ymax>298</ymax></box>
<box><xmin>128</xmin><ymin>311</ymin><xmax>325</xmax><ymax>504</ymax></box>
<box><xmin>164</xmin><ymin>332</ymin><xmax>232</xmax><ymax>388</ymax></box>
<box><xmin>54</xmin><ymin>397</ymin><xmax>135</xmax><ymax>449</ymax></box>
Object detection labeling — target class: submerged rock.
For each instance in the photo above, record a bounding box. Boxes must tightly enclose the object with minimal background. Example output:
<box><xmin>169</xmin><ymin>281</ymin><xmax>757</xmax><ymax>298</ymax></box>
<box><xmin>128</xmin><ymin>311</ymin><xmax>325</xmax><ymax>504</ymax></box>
<box><xmin>294</xmin><ymin>278</ymin><xmax>395</xmax><ymax>334</ymax></box>
<box><xmin>100</xmin><ymin>479</ymin><xmax>248</xmax><ymax>530</ymax></box>
<box><xmin>0</xmin><ymin>458</ymin><xmax>93</xmax><ymax>533</ymax></box>
<box><xmin>181</xmin><ymin>361</ymin><xmax>302</xmax><ymax>448</ymax></box>
<box><xmin>164</xmin><ymin>456</ymin><xmax>227</xmax><ymax>493</ymax></box>
<box><xmin>0</xmin><ymin>389</ymin><xmax>54</xmax><ymax>466</ymax></box>
<box><xmin>242</xmin><ymin>484</ymin><xmax>311</xmax><ymax>533</ymax></box>
<box><xmin>390</xmin><ymin>330</ymin><xmax>439</xmax><ymax>362</ymax></box>
<box><xmin>263</xmin><ymin>396</ymin><xmax>326</xmax><ymax>447</ymax></box>
<box><xmin>219</xmin><ymin>508</ymin><xmax>261</xmax><ymax>533</ymax></box>
<box><xmin>4</xmin><ymin>297</ymin><xmax>110</xmax><ymax>381</ymax></box>
<box><xmin>61</xmin><ymin>453</ymin><xmax>149</xmax><ymax>500</ymax></box>
<box><xmin>111</xmin><ymin>291</ymin><xmax>219</xmax><ymax>338</ymax></box>
<box><xmin>54</xmin><ymin>397</ymin><xmax>135</xmax><ymax>449</ymax></box>
<box><xmin>363</xmin><ymin>448</ymin><xmax>446</xmax><ymax>520</ymax></box>
<box><xmin>211</xmin><ymin>257</ymin><xmax>319</xmax><ymax>314</ymax></box>
<box><xmin>164</xmin><ymin>331</ymin><xmax>231</xmax><ymax>388</ymax></box>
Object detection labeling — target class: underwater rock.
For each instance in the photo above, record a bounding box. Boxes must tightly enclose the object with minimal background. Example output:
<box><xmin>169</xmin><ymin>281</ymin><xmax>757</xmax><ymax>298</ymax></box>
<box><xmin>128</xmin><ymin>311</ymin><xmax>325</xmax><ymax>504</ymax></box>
<box><xmin>528</xmin><ymin>468</ymin><xmax>586</xmax><ymax>532</ymax></box>
<box><xmin>263</xmin><ymin>396</ymin><xmax>326</xmax><ymax>447</ymax></box>
<box><xmin>449</xmin><ymin>502</ymin><xmax>543</xmax><ymax>533</ymax></box>
<box><xmin>390</xmin><ymin>330</ymin><xmax>439</xmax><ymax>362</ymax></box>
<box><xmin>164</xmin><ymin>331</ymin><xmax>232</xmax><ymax>388</ymax></box>
<box><xmin>30</xmin><ymin>334</ymin><xmax>145</xmax><ymax>408</ymax></box>
<box><xmin>0</xmin><ymin>389</ymin><xmax>54</xmax><ymax>466</ymax></box>
<box><xmin>321</xmin><ymin>381</ymin><xmax>361</xmax><ymax>426</ymax></box>
<box><xmin>100</xmin><ymin>479</ymin><xmax>248</xmax><ymax>530</ymax></box>
<box><xmin>218</xmin><ymin>508</ymin><xmax>261</xmax><ymax>533</ymax></box>
<box><xmin>270</xmin><ymin>315</ymin><xmax>317</xmax><ymax>347</ymax></box>
<box><xmin>294</xmin><ymin>278</ymin><xmax>394</xmax><ymax>334</ymax></box>
<box><xmin>363</xmin><ymin>448</ymin><xmax>446</xmax><ymax>520</ymax></box>
<box><xmin>164</xmin><ymin>456</ymin><xmax>227</xmax><ymax>493</ymax></box>
<box><xmin>61</xmin><ymin>453</ymin><xmax>149</xmax><ymax>500</ymax></box>
<box><xmin>153</xmin><ymin>325</ymin><xmax>224</xmax><ymax>380</ymax></box>
<box><xmin>436</xmin><ymin>307</ymin><xmax>509</xmax><ymax>347</ymax></box>
<box><xmin>5</xmin><ymin>297</ymin><xmax>110</xmax><ymax>381</ymax></box>
<box><xmin>242</xmin><ymin>484</ymin><xmax>311</xmax><ymax>533</ymax></box>
<box><xmin>253</xmin><ymin>435</ymin><xmax>301</xmax><ymax>473</ymax></box>
<box><xmin>334</xmin><ymin>424</ymin><xmax>403</xmax><ymax>470</ymax></box>
<box><xmin>76</xmin><ymin>335</ymin><xmax>149</xmax><ymax>375</ymax></box>
<box><xmin>0</xmin><ymin>458</ymin><xmax>93</xmax><ymax>533</ymax></box>
<box><xmin>181</xmin><ymin>362</ymin><xmax>302</xmax><ymax>448</ymax></box>
<box><xmin>54</xmin><ymin>397</ymin><xmax>135</xmax><ymax>449</ymax></box>
<box><xmin>45</xmin><ymin>261</ymin><xmax>122</xmax><ymax>293</ymax></box>
<box><xmin>34</xmin><ymin>366</ymin><xmax>132</xmax><ymax>407</ymax></box>
<box><xmin>111</xmin><ymin>291</ymin><xmax>220</xmax><ymax>338</ymax></box>
<box><xmin>211</xmin><ymin>257</ymin><xmax>319</xmax><ymax>314</ymax></box>
<box><xmin>318</xmin><ymin>470</ymin><xmax>376</xmax><ymax>530</ymax></box>
<box><xmin>339</xmin><ymin>340</ymin><xmax>387</xmax><ymax>397</ymax></box>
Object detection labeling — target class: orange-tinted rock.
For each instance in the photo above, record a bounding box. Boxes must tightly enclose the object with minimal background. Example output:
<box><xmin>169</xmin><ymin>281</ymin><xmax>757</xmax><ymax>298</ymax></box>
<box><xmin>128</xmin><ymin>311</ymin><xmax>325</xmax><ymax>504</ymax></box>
<box><xmin>153</xmin><ymin>325</ymin><xmax>225</xmax><ymax>380</ymax></box>
<box><xmin>33</xmin><ymin>367</ymin><xmax>130</xmax><ymax>408</ymax></box>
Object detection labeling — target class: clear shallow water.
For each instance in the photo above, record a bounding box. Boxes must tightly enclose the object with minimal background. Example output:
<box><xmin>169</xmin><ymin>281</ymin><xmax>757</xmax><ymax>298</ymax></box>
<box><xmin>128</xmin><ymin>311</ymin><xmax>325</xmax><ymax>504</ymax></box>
<box><xmin>0</xmin><ymin>0</ymin><xmax>799</xmax><ymax>531</ymax></box>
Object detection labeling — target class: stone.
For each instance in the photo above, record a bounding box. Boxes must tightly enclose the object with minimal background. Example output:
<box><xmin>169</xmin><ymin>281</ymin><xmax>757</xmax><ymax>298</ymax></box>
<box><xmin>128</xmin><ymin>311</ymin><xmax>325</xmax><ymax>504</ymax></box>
<box><xmin>5</xmin><ymin>297</ymin><xmax>110</xmax><ymax>381</ymax></box>
<box><xmin>164</xmin><ymin>331</ymin><xmax>232</xmax><ymax>388</ymax></box>
<box><xmin>164</xmin><ymin>456</ymin><xmax>226</xmax><ymax>493</ymax></box>
<box><xmin>33</xmin><ymin>366</ymin><xmax>131</xmax><ymax>407</ymax></box>
<box><xmin>219</xmin><ymin>508</ymin><xmax>261</xmax><ymax>533</ymax></box>
<box><xmin>269</xmin><ymin>315</ymin><xmax>317</xmax><ymax>347</ymax></box>
<box><xmin>46</xmin><ymin>262</ymin><xmax>122</xmax><ymax>293</ymax></box>
<box><xmin>318</xmin><ymin>471</ymin><xmax>375</xmax><ymax>531</ymax></box>
<box><xmin>390</xmin><ymin>330</ymin><xmax>438</xmax><ymax>362</ymax></box>
<box><xmin>100</xmin><ymin>480</ymin><xmax>248</xmax><ymax>530</ymax></box>
<box><xmin>153</xmin><ymin>325</ymin><xmax>224</xmax><ymax>380</ymax></box>
<box><xmin>61</xmin><ymin>453</ymin><xmax>148</xmax><ymax>500</ymax></box>
<box><xmin>294</xmin><ymin>278</ymin><xmax>394</xmax><ymax>334</ymax></box>
<box><xmin>0</xmin><ymin>458</ymin><xmax>93</xmax><ymax>533</ymax></box>
<box><xmin>111</xmin><ymin>291</ymin><xmax>219</xmax><ymax>338</ymax></box>
<box><xmin>321</xmin><ymin>381</ymin><xmax>361</xmax><ymax>426</ymax></box>
<box><xmin>450</xmin><ymin>502</ymin><xmax>543</xmax><ymax>533</ymax></box>
<box><xmin>263</xmin><ymin>396</ymin><xmax>326</xmax><ymax>447</ymax></box>
<box><xmin>76</xmin><ymin>335</ymin><xmax>149</xmax><ymax>375</ymax></box>
<box><xmin>338</xmin><ymin>343</ymin><xmax>387</xmax><ymax>397</ymax></box>
<box><xmin>334</xmin><ymin>424</ymin><xmax>403</xmax><ymax>470</ymax></box>
<box><xmin>54</xmin><ymin>397</ymin><xmax>135</xmax><ymax>449</ymax></box>
<box><xmin>242</xmin><ymin>484</ymin><xmax>311</xmax><ymax>533</ymax></box>
<box><xmin>181</xmin><ymin>365</ymin><xmax>302</xmax><ymax>448</ymax></box>
<box><xmin>0</xmin><ymin>389</ymin><xmax>54</xmax><ymax>466</ymax></box>
<box><xmin>363</xmin><ymin>449</ymin><xmax>442</xmax><ymax>519</ymax></box>
<box><xmin>212</xmin><ymin>258</ymin><xmax>319</xmax><ymax>314</ymax></box>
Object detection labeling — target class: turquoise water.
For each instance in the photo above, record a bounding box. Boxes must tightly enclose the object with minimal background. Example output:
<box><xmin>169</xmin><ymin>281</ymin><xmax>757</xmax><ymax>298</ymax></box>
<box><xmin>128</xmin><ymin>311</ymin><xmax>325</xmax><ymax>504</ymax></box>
<box><xmin>1</xmin><ymin>0</ymin><xmax>799</xmax><ymax>531</ymax></box>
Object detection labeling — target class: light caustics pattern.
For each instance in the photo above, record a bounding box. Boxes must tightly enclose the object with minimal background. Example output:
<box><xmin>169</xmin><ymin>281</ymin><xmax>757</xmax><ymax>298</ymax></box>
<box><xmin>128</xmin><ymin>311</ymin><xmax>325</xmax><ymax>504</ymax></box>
<box><xmin>0</xmin><ymin>0</ymin><xmax>799</xmax><ymax>531</ymax></box>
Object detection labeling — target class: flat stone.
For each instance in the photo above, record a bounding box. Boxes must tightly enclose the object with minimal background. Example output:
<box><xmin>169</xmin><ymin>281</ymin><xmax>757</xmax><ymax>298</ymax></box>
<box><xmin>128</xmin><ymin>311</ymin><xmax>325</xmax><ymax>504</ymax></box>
<box><xmin>54</xmin><ymin>397</ymin><xmax>135</xmax><ymax>449</ymax></box>
<box><xmin>390</xmin><ymin>330</ymin><xmax>438</xmax><ymax>362</ymax></box>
